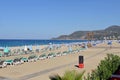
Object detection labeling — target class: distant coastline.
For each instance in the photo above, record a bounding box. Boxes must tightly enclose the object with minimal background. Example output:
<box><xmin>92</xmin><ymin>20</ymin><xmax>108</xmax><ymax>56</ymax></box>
<box><xmin>0</xmin><ymin>39</ymin><xmax>87</xmax><ymax>47</ymax></box>
<box><xmin>53</xmin><ymin>25</ymin><xmax>120</xmax><ymax>40</ymax></box>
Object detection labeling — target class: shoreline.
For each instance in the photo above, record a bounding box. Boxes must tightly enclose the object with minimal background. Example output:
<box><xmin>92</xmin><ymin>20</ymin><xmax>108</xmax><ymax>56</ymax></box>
<box><xmin>0</xmin><ymin>41</ymin><xmax>120</xmax><ymax>80</ymax></box>
<box><xmin>0</xmin><ymin>39</ymin><xmax>89</xmax><ymax>47</ymax></box>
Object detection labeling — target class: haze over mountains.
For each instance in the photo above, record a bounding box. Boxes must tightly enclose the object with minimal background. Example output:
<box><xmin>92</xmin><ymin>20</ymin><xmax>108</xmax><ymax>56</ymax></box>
<box><xmin>52</xmin><ymin>25</ymin><xmax>120</xmax><ymax>40</ymax></box>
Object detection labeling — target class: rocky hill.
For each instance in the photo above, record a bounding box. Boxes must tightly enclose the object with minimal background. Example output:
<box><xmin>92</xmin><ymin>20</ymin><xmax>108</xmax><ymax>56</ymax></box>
<box><xmin>52</xmin><ymin>25</ymin><xmax>120</xmax><ymax>40</ymax></box>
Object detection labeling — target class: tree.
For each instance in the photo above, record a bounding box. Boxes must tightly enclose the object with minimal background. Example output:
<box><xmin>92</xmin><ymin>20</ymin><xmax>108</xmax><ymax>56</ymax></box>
<box><xmin>85</xmin><ymin>54</ymin><xmax>120</xmax><ymax>80</ymax></box>
<box><xmin>49</xmin><ymin>70</ymin><xmax>85</xmax><ymax>80</ymax></box>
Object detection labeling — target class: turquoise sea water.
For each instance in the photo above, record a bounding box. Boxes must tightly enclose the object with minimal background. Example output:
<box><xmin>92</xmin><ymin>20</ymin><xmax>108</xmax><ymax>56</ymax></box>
<box><xmin>0</xmin><ymin>39</ymin><xmax>87</xmax><ymax>47</ymax></box>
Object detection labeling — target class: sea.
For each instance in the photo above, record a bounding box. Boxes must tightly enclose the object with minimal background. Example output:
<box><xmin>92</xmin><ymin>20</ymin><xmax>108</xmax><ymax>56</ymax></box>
<box><xmin>0</xmin><ymin>39</ymin><xmax>88</xmax><ymax>47</ymax></box>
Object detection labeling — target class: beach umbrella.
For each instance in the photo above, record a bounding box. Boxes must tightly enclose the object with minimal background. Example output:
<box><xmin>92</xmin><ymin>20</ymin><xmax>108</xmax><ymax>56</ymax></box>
<box><xmin>68</xmin><ymin>45</ymin><xmax>72</xmax><ymax>52</ymax></box>
<box><xmin>84</xmin><ymin>42</ymin><xmax>88</xmax><ymax>49</ymax></box>
<box><xmin>24</xmin><ymin>45</ymin><xmax>28</xmax><ymax>51</ymax></box>
<box><xmin>49</xmin><ymin>43</ymin><xmax>52</xmax><ymax>45</ymax></box>
<box><xmin>4</xmin><ymin>47</ymin><xmax>9</xmax><ymax>53</ymax></box>
<box><xmin>28</xmin><ymin>45</ymin><xmax>33</xmax><ymax>51</ymax></box>
<box><xmin>49</xmin><ymin>43</ymin><xmax>53</xmax><ymax>50</ymax></box>
<box><xmin>4</xmin><ymin>47</ymin><xmax>10</xmax><ymax>56</ymax></box>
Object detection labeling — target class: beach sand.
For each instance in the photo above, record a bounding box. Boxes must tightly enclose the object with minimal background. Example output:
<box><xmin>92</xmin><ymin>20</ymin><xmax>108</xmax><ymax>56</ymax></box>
<box><xmin>0</xmin><ymin>41</ymin><xmax>120</xmax><ymax>80</ymax></box>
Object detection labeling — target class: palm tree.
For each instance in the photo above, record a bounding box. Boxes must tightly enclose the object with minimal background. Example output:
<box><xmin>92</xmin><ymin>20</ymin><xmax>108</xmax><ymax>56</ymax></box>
<box><xmin>49</xmin><ymin>70</ymin><xmax>85</xmax><ymax>80</ymax></box>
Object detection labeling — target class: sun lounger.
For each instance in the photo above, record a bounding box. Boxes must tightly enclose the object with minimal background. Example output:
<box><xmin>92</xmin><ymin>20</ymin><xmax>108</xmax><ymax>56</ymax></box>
<box><xmin>0</xmin><ymin>60</ymin><xmax>7</xmax><ymax>68</ymax></box>
<box><xmin>39</xmin><ymin>54</ymin><xmax>47</xmax><ymax>60</ymax></box>
<box><xmin>47</xmin><ymin>53</ymin><xmax>55</xmax><ymax>59</ymax></box>
<box><xmin>21</xmin><ymin>57</ymin><xmax>28</xmax><ymax>62</ymax></box>
<box><xmin>28</xmin><ymin>55</ymin><xmax>38</xmax><ymax>62</ymax></box>
<box><xmin>62</xmin><ymin>51</ymin><xmax>69</xmax><ymax>56</ymax></box>
<box><xmin>13</xmin><ymin>58</ymin><xmax>23</xmax><ymax>65</ymax></box>
<box><xmin>4</xmin><ymin>60</ymin><xmax>13</xmax><ymax>65</ymax></box>
<box><xmin>34</xmin><ymin>55</ymin><xmax>39</xmax><ymax>61</ymax></box>
<box><xmin>73</xmin><ymin>49</ymin><xmax>79</xmax><ymax>53</ymax></box>
<box><xmin>79</xmin><ymin>48</ymin><xmax>86</xmax><ymax>51</ymax></box>
<box><xmin>56</xmin><ymin>52</ymin><xmax>62</xmax><ymax>57</ymax></box>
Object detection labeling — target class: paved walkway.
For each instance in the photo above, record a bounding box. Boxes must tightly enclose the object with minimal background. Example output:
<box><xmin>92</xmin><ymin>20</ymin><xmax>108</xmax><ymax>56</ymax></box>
<box><xmin>0</xmin><ymin>77</ymin><xmax>12</xmax><ymax>80</ymax></box>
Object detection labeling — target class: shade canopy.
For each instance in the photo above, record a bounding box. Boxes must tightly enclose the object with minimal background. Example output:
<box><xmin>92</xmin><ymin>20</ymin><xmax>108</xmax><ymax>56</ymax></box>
<box><xmin>4</xmin><ymin>47</ymin><xmax>9</xmax><ymax>53</ymax></box>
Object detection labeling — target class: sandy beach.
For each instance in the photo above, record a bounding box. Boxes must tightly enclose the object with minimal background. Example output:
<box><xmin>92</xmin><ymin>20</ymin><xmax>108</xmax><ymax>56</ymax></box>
<box><xmin>1</xmin><ymin>0</ymin><xmax>120</xmax><ymax>80</ymax></box>
<box><xmin>0</xmin><ymin>41</ymin><xmax>120</xmax><ymax>80</ymax></box>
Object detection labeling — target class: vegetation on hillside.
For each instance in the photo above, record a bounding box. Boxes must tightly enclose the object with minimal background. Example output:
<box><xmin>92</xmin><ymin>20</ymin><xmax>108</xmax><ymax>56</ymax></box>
<box><xmin>53</xmin><ymin>25</ymin><xmax>120</xmax><ymax>40</ymax></box>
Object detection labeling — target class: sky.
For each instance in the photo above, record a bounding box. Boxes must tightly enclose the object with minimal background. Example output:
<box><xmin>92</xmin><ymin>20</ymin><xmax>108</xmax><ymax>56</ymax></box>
<box><xmin>0</xmin><ymin>0</ymin><xmax>120</xmax><ymax>39</ymax></box>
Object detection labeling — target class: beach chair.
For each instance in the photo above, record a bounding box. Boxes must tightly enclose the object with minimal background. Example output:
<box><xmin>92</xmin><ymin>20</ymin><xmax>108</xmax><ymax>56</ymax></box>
<box><xmin>62</xmin><ymin>51</ymin><xmax>68</xmax><ymax>56</ymax></box>
<box><xmin>28</xmin><ymin>55</ymin><xmax>38</xmax><ymax>62</ymax></box>
<box><xmin>56</xmin><ymin>52</ymin><xmax>62</xmax><ymax>57</ymax></box>
<box><xmin>13</xmin><ymin>58</ymin><xmax>20</xmax><ymax>65</ymax></box>
<box><xmin>4</xmin><ymin>60</ymin><xmax>13</xmax><ymax>65</ymax></box>
<box><xmin>52</xmin><ymin>53</ymin><xmax>56</xmax><ymax>57</ymax></box>
<box><xmin>47</xmin><ymin>53</ymin><xmax>55</xmax><ymax>59</ymax></box>
<box><xmin>39</xmin><ymin>54</ymin><xmax>47</xmax><ymax>60</ymax></box>
<box><xmin>21</xmin><ymin>57</ymin><xmax>28</xmax><ymax>62</ymax></box>
<box><xmin>74</xmin><ymin>49</ymin><xmax>79</xmax><ymax>53</ymax></box>
<box><xmin>4</xmin><ymin>52</ymin><xmax>9</xmax><ymax>57</ymax></box>
<box><xmin>0</xmin><ymin>60</ymin><xmax>7</xmax><ymax>68</ymax></box>
<box><xmin>13</xmin><ymin>57</ymin><xmax>24</xmax><ymax>65</ymax></box>
<box><xmin>35</xmin><ymin>46</ymin><xmax>40</xmax><ymax>53</ymax></box>
<box><xmin>79</xmin><ymin>48</ymin><xmax>86</xmax><ymax>51</ymax></box>
<box><xmin>34</xmin><ymin>55</ymin><xmax>39</xmax><ymax>61</ymax></box>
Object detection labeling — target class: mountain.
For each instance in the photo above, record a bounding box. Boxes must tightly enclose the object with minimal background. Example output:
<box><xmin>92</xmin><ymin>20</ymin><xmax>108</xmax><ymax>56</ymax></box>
<box><xmin>52</xmin><ymin>25</ymin><xmax>120</xmax><ymax>40</ymax></box>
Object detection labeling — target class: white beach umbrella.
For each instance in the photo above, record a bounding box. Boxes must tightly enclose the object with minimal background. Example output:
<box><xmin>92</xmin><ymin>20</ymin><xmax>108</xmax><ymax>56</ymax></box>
<box><xmin>24</xmin><ymin>45</ymin><xmax>28</xmax><ymax>51</ymax></box>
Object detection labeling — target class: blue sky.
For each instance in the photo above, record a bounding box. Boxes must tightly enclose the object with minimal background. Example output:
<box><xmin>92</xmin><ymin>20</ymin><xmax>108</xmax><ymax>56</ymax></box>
<box><xmin>0</xmin><ymin>0</ymin><xmax>120</xmax><ymax>39</ymax></box>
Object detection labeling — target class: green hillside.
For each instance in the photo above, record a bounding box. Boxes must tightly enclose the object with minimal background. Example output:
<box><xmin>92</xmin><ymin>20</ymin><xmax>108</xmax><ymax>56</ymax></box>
<box><xmin>52</xmin><ymin>25</ymin><xmax>120</xmax><ymax>40</ymax></box>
